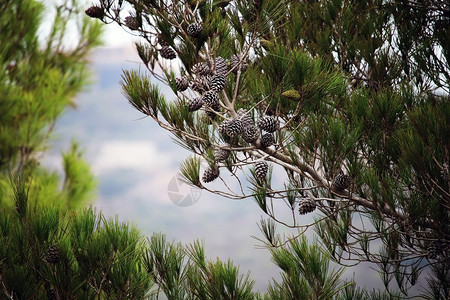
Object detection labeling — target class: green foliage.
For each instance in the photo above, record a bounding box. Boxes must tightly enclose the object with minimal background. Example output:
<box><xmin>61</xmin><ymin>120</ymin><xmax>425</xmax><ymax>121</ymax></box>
<box><xmin>121</xmin><ymin>69</ymin><xmax>162</xmax><ymax>117</ymax></box>
<box><xmin>1</xmin><ymin>140</ymin><xmax>97</xmax><ymax>212</ymax></box>
<box><xmin>62</xmin><ymin>141</ymin><xmax>97</xmax><ymax>211</ymax></box>
<box><xmin>0</xmin><ymin>177</ymin><xmax>152</xmax><ymax>299</ymax></box>
<box><xmin>0</xmin><ymin>1</ymin><xmax>155</xmax><ymax>298</ymax></box>
<box><xmin>336</xmin><ymin>281</ymin><xmax>402</xmax><ymax>300</ymax></box>
<box><xmin>0</xmin><ymin>0</ymin><xmax>102</xmax><ymax>210</ymax></box>
<box><xmin>147</xmin><ymin>233</ymin><xmax>188</xmax><ymax>298</ymax></box>
<box><xmin>267</xmin><ymin>236</ymin><xmax>348</xmax><ymax>299</ymax></box>
<box><xmin>0</xmin><ymin>173</ymin><xmax>373</xmax><ymax>298</ymax></box>
<box><xmin>180</xmin><ymin>156</ymin><xmax>202</xmax><ymax>187</ymax></box>
<box><xmin>143</xmin><ymin>234</ymin><xmax>256</xmax><ymax>299</ymax></box>
<box><xmin>186</xmin><ymin>240</ymin><xmax>255</xmax><ymax>300</ymax></box>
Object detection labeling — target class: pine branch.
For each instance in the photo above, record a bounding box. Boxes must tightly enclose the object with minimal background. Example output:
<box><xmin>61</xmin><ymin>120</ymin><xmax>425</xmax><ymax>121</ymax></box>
<box><xmin>259</xmin><ymin>144</ymin><xmax>406</xmax><ymax>221</ymax></box>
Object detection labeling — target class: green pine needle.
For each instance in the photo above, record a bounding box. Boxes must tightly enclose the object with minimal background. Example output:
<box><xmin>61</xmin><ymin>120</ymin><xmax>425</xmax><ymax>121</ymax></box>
<box><xmin>179</xmin><ymin>156</ymin><xmax>201</xmax><ymax>187</ymax></box>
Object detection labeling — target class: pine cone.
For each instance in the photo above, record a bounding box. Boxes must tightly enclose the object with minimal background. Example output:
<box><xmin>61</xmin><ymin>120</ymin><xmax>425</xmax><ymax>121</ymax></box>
<box><xmin>202</xmin><ymin>165</ymin><xmax>220</xmax><ymax>183</ymax></box>
<box><xmin>191</xmin><ymin>76</ymin><xmax>211</xmax><ymax>93</ymax></box>
<box><xmin>187</xmin><ymin>22</ymin><xmax>203</xmax><ymax>37</ymax></box>
<box><xmin>219</xmin><ymin>120</ymin><xmax>230</xmax><ymax>136</ymax></box>
<box><xmin>203</xmin><ymin>96</ymin><xmax>220</xmax><ymax>120</ymax></box>
<box><xmin>254</xmin><ymin>161</ymin><xmax>268</xmax><ymax>180</ymax></box>
<box><xmin>260</xmin><ymin>133</ymin><xmax>275</xmax><ymax>148</ymax></box>
<box><xmin>44</xmin><ymin>245</ymin><xmax>59</xmax><ymax>264</ymax></box>
<box><xmin>242</xmin><ymin>125</ymin><xmax>259</xmax><ymax>143</ymax></box>
<box><xmin>188</xmin><ymin>97</ymin><xmax>203</xmax><ymax>112</ymax></box>
<box><xmin>225</xmin><ymin>119</ymin><xmax>243</xmax><ymax>137</ymax></box>
<box><xmin>160</xmin><ymin>46</ymin><xmax>176</xmax><ymax>59</ymax></box>
<box><xmin>204</xmin><ymin>99</ymin><xmax>220</xmax><ymax>119</ymax></box>
<box><xmin>210</xmin><ymin>74</ymin><xmax>226</xmax><ymax>92</ymax></box>
<box><xmin>332</xmin><ymin>173</ymin><xmax>352</xmax><ymax>192</ymax></box>
<box><xmin>192</xmin><ymin>62</ymin><xmax>211</xmax><ymax>76</ymax></box>
<box><xmin>124</xmin><ymin>16</ymin><xmax>139</xmax><ymax>30</ymax></box>
<box><xmin>257</xmin><ymin>116</ymin><xmax>279</xmax><ymax>132</ymax></box>
<box><xmin>85</xmin><ymin>6</ymin><xmax>104</xmax><ymax>19</ymax></box>
<box><xmin>202</xmin><ymin>91</ymin><xmax>219</xmax><ymax>108</ymax></box>
<box><xmin>175</xmin><ymin>77</ymin><xmax>189</xmax><ymax>91</ymax></box>
<box><xmin>238</xmin><ymin>109</ymin><xmax>253</xmax><ymax>128</ymax></box>
<box><xmin>157</xmin><ymin>35</ymin><xmax>170</xmax><ymax>47</ymax></box>
<box><xmin>298</xmin><ymin>198</ymin><xmax>316</xmax><ymax>215</ymax></box>
<box><xmin>214</xmin><ymin>57</ymin><xmax>228</xmax><ymax>76</ymax></box>
<box><xmin>210</xmin><ymin>99</ymin><xmax>221</xmax><ymax>111</ymax></box>
<box><xmin>215</xmin><ymin>145</ymin><xmax>231</xmax><ymax>161</ymax></box>
<box><xmin>230</xmin><ymin>55</ymin><xmax>248</xmax><ymax>74</ymax></box>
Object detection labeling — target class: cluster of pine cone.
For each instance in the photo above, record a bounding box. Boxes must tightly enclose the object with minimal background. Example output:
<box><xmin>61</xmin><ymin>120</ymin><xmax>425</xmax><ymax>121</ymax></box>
<box><xmin>86</xmin><ymin>7</ymin><xmax>356</xmax><ymax>216</ymax></box>
<box><xmin>151</xmin><ymin>21</ymin><xmax>278</xmax><ymax>185</ymax></box>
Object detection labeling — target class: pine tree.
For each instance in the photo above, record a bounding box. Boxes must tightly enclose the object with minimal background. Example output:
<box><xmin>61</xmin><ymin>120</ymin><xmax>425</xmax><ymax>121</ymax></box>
<box><xmin>91</xmin><ymin>0</ymin><xmax>449</xmax><ymax>297</ymax></box>
<box><xmin>0</xmin><ymin>176</ymin><xmax>153</xmax><ymax>299</ymax></box>
<box><xmin>0</xmin><ymin>0</ymin><xmax>102</xmax><ymax>210</ymax></box>
<box><xmin>0</xmin><ymin>0</ymin><xmax>151</xmax><ymax>297</ymax></box>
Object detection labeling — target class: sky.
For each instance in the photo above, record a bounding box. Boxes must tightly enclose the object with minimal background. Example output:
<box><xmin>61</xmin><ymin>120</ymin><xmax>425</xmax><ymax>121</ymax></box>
<box><xmin>40</xmin><ymin>3</ymin><xmax>406</xmax><ymax>295</ymax></box>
